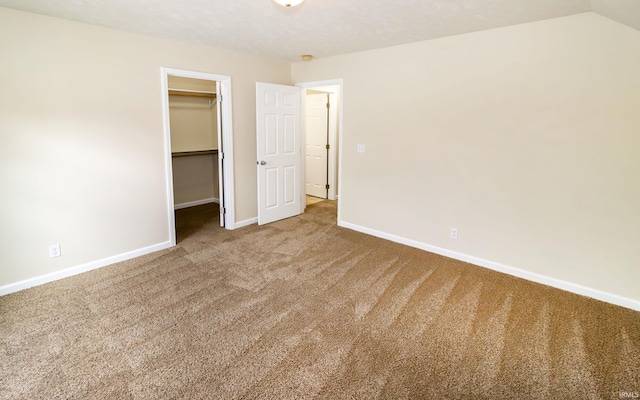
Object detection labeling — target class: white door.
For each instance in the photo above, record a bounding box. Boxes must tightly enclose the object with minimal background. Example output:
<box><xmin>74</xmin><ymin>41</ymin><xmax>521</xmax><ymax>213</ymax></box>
<box><xmin>256</xmin><ymin>82</ymin><xmax>302</xmax><ymax>225</ymax></box>
<box><xmin>305</xmin><ymin>93</ymin><xmax>329</xmax><ymax>199</ymax></box>
<box><xmin>215</xmin><ymin>81</ymin><xmax>225</xmax><ymax>227</ymax></box>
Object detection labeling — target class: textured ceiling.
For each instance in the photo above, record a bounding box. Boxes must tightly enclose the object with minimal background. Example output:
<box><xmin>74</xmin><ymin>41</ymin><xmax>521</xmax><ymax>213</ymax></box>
<box><xmin>0</xmin><ymin>0</ymin><xmax>638</xmax><ymax>61</ymax></box>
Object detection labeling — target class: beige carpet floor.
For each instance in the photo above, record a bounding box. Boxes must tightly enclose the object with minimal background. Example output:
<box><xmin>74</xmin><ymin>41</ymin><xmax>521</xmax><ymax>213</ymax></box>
<box><xmin>1</xmin><ymin>200</ymin><xmax>639</xmax><ymax>399</ymax></box>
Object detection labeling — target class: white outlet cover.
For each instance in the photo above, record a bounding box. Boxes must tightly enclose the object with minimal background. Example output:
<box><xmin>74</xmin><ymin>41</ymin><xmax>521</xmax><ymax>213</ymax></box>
<box><xmin>357</xmin><ymin>144</ymin><xmax>366</xmax><ymax>153</ymax></box>
<box><xmin>49</xmin><ymin>244</ymin><xmax>61</xmax><ymax>258</ymax></box>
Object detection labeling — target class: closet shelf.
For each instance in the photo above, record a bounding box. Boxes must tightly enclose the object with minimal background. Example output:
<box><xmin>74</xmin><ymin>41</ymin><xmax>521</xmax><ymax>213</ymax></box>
<box><xmin>168</xmin><ymin>88</ymin><xmax>216</xmax><ymax>99</ymax></box>
<box><xmin>172</xmin><ymin>149</ymin><xmax>218</xmax><ymax>157</ymax></box>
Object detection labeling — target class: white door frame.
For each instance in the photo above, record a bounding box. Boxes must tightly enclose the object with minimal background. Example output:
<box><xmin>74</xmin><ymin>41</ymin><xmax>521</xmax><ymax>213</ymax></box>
<box><xmin>296</xmin><ymin>79</ymin><xmax>343</xmax><ymax>214</ymax></box>
<box><xmin>161</xmin><ymin>67</ymin><xmax>236</xmax><ymax>247</ymax></box>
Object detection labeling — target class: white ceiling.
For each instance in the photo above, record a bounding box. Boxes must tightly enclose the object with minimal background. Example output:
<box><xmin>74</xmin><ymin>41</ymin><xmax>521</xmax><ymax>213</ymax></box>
<box><xmin>1</xmin><ymin>0</ymin><xmax>638</xmax><ymax>61</ymax></box>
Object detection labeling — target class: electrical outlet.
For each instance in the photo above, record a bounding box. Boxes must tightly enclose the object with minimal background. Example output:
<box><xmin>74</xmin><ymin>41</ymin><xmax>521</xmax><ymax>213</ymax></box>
<box><xmin>49</xmin><ymin>244</ymin><xmax>61</xmax><ymax>258</ymax></box>
<box><xmin>357</xmin><ymin>144</ymin><xmax>366</xmax><ymax>153</ymax></box>
<box><xmin>450</xmin><ymin>228</ymin><xmax>458</xmax><ymax>240</ymax></box>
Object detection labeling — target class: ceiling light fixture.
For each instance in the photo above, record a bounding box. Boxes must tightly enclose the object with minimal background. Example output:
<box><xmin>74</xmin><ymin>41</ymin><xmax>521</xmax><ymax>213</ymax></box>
<box><xmin>273</xmin><ymin>0</ymin><xmax>304</xmax><ymax>7</ymax></box>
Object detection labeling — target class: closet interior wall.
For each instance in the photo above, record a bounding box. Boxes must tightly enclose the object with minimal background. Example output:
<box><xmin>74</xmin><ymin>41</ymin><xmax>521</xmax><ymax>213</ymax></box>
<box><xmin>168</xmin><ymin>76</ymin><xmax>219</xmax><ymax>209</ymax></box>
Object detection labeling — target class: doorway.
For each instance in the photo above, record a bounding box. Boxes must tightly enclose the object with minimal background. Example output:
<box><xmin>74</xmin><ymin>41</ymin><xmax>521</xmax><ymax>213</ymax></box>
<box><xmin>161</xmin><ymin>68</ymin><xmax>236</xmax><ymax>246</ymax></box>
<box><xmin>299</xmin><ymin>81</ymin><xmax>341</xmax><ymax>204</ymax></box>
<box><xmin>255</xmin><ymin>79</ymin><xmax>342</xmax><ymax>226</ymax></box>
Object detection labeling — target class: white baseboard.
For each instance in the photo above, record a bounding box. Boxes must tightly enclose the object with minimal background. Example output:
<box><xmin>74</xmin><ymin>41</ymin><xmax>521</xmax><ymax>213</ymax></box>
<box><xmin>174</xmin><ymin>198</ymin><xmax>219</xmax><ymax>210</ymax></box>
<box><xmin>235</xmin><ymin>217</ymin><xmax>258</xmax><ymax>229</ymax></box>
<box><xmin>338</xmin><ymin>220</ymin><xmax>640</xmax><ymax>312</ymax></box>
<box><xmin>0</xmin><ymin>241</ymin><xmax>172</xmax><ymax>297</ymax></box>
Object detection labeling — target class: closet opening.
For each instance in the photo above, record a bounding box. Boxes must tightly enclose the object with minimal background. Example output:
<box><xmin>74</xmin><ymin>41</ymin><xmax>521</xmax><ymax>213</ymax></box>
<box><xmin>170</xmin><ymin>77</ymin><xmax>220</xmax><ymax>242</ymax></box>
<box><xmin>161</xmin><ymin>68</ymin><xmax>235</xmax><ymax>247</ymax></box>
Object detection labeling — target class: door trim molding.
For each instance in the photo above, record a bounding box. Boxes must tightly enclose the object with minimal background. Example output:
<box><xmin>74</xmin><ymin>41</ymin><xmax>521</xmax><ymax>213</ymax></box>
<box><xmin>161</xmin><ymin>67</ymin><xmax>236</xmax><ymax>246</ymax></box>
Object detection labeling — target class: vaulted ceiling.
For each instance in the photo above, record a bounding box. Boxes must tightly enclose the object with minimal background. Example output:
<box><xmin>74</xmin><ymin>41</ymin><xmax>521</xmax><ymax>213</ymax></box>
<box><xmin>1</xmin><ymin>0</ymin><xmax>638</xmax><ymax>61</ymax></box>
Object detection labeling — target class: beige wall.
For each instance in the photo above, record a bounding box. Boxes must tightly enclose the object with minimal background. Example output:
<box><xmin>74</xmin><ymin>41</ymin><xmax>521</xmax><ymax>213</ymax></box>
<box><xmin>172</xmin><ymin>155</ymin><xmax>218</xmax><ymax>205</ymax></box>
<box><xmin>292</xmin><ymin>13</ymin><xmax>640</xmax><ymax>303</ymax></box>
<box><xmin>169</xmin><ymin>96</ymin><xmax>217</xmax><ymax>151</ymax></box>
<box><xmin>167</xmin><ymin>76</ymin><xmax>218</xmax><ymax>151</ymax></box>
<box><xmin>0</xmin><ymin>7</ymin><xmax>290</xmax><ymax>286</ymax></box>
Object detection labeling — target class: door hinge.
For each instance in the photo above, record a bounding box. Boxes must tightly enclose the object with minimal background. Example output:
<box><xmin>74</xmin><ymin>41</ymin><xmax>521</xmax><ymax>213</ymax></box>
<box><xmin>325</xmin><ymin>184</ymin><xmax>330</xmax><ymax>190</ymax></box>
<box><xmin>219</xmin><ymin>94</ymin><xmax>223</xmax><ymax>102</ymax></box>
<box><xmin>326</xmin><ymin>102</ymin><xmax>330</xmax><ymax>109</ymax></box>
<box><xmin>219</xmin><ymin>152</ymin><xmax>223</xmax><ymax>160</ymax></box>
<box><xmin>325</xmin><ymin>144</ymin><xmax>330</xmax><ymax>150</ymax></box>
<box><xmin>221</xmin><ymin>207</ymin><xmax>226</xmax><ymax>214</ymax></box>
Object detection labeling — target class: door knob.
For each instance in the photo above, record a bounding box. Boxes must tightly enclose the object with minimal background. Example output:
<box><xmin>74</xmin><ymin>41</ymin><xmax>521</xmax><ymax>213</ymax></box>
<box><xmin>259</xmin><ymin>161</ymin><xmax>267</xmax><ymax>165</ymax></box>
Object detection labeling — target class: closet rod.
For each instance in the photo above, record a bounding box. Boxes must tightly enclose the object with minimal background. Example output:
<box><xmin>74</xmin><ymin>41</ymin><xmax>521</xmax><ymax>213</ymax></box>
<box><xmin>168</xmin><ymin>89</ymin><xmax>216</xmax><ymax>99</ymax></box>
<box><xmin>172</xmin><ymin>149</ymin><xmax>218</xmax><ymax>158</ymax></box>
